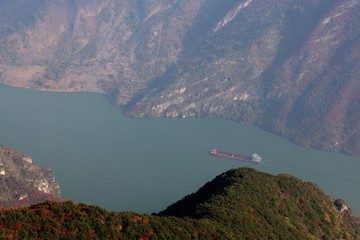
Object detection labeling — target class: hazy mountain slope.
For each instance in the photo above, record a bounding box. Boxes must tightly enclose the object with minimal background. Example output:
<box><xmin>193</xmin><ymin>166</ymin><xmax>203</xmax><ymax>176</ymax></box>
<box><xmin>0</xmin><ymin>0</ymin><xmax>202</xmax><ymax>103</ymax></box>
<box><xmin>1</xmin><ymin>168</ymin><xmax>359</xmax><ymax>239</ymax></box>
<box><xmin>0</xmin><ymin>0</ymin><xmax>45</xmax><ymax>37</ymax></box>
<box><xmin>0</xmin><ymin>0</ymin><xmax>359</xmax><ymax>155</ymax></box>
<box><xmin>0</xmin><ymin>146</ymin><xmax>62</xmax><ymax>208</ymax></box>
<box><xmin>128</xmin><ymin>0</ymin><xmax>360</xmax><ymax>155</ymax></box>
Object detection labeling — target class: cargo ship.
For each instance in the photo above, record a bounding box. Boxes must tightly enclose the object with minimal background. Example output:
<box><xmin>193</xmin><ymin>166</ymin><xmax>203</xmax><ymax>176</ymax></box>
<box><xmin>210</xmin><ymin>149</ymin><xmax>261</xmax><ymax>163</ymax></box>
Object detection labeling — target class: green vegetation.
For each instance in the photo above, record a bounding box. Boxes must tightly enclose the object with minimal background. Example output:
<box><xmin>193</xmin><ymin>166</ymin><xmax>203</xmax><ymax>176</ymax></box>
<box><xmin>1</xmin><ymin>168</ymin><xmax>359</xmax><ymax>239</ymax></box>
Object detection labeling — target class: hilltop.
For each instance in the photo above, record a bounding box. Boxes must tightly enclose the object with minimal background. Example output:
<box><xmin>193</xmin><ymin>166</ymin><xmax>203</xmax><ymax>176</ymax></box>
<box><xmin>0</xmin><ymin>0</ymin><xmax>359</xmax><ymax>155</ymax></box>
<box><xmin>0</xmin><ymin>168</ymin><xmax>359</xmax><ymax>239</ymax></box>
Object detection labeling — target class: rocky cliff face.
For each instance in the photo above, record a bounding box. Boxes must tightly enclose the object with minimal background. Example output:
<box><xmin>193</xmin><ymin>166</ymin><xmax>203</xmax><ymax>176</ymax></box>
<box><xmin>0</xmin><ymin>0</ymin><xmax>359</xmax><ymax>155</ymax></box>
<box><xmin>0</xmin><ymin>145</ymin><xmax>61</xmax><ymax>208</ymax></box>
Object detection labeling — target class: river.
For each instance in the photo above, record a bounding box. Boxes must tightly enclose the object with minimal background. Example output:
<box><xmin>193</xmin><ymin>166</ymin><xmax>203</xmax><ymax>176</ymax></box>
<box><xmin>0</xmin><ymin>84</ymin><xmax>359</xmax><ymax>215</ymax></box>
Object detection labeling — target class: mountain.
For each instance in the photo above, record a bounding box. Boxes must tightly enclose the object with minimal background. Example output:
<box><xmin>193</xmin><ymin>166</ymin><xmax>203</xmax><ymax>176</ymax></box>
<box><xmin>0</xmin><ymin>168</ymin><xmax>359</xmax><ymax>239</ymax></box>
<box><xmin>0</xmin><ymin>0</ymin><xmax>359</xmax><ymax>155</ymax></box>
<box><xmin>0</xmin><ymin>145</ymin><xmax>62</xmax><ymax>208</ymax></box>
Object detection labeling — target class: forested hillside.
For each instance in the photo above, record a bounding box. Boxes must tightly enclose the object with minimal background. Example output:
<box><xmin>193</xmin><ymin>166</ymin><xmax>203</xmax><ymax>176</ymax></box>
<box><xmin>1</xmin><ymin>168</ymin><xmax>359</xmax><ymax>239</ymax></box>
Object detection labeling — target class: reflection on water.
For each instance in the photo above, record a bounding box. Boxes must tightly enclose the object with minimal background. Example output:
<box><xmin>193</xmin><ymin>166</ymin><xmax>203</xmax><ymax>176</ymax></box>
<box><xmin>0</xmin><ymin>84</ymin><xmax>359</xmax><ymax>215</ymax></box>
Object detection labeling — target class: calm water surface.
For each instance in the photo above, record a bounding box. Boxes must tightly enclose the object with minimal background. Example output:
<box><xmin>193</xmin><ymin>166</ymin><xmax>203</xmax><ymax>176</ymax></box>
<box><xmin>0</xmin><ymin>84</ymin><xmax>359</xmax><ymax>215</ymax></box>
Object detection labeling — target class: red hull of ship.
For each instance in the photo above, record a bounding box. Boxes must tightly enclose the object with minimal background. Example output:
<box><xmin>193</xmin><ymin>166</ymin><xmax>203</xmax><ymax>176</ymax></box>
<box><xmin>210</xmin><ymin>149</ymin><xmax>255</xmax><ymax>163</ymax></box>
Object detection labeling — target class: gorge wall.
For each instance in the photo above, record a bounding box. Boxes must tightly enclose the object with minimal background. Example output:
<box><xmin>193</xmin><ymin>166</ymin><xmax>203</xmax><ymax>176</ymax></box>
<box><xmin>0</xmin><ymin>0</ymin><xmax>359</xmax><ymax>155</ymax></box>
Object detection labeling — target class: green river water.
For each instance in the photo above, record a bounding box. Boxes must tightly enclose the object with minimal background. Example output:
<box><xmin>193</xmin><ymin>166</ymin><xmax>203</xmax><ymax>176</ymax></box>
<box><xmin>0</xmin><ymin>84</ymin><xmax>359</xmax><ymax>215</ymax></box>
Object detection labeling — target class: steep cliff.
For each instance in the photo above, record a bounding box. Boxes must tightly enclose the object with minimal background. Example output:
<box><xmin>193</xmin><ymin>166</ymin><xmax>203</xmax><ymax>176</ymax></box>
<box><xmin>0</xmin><ymin>0</ymin><xmax>359</xmax><ymax>155</ymax></box>
<box><xmin>0</xmin><ymin>145</ymin><xmax>61</xmax><ymax>208</ymax></box>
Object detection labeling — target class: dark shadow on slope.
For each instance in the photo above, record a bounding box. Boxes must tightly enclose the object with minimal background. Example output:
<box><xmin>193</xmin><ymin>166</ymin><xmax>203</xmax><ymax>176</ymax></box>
<box><xmin>123</xmin><ymin>64</ymin><xmax>179</xmax><ymax>112</ymax></box>
<box><xmin>124</xmin><ymin>1</ymin><xmax>254</xmax><ymax>113</ymax></box>
<box><xmin>261</xmin><ymin>1</ymin><xmax>337</xmax><ymax>96</ymax></box>
<box><xmin>0</xmin><ymin>0</ymin><xmax>46</xmax><ymax>37</ymax></box>
<box><xmin>157</xmin><ymin>168</ymin><xmax>249</xmax><ymax>219</ymax></box>
<box><xmin>180</xmin><ymin>0</ymin><xmax>240</xmax><ymax>59</ymax></box>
